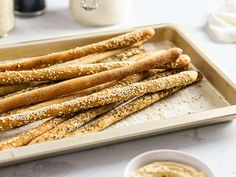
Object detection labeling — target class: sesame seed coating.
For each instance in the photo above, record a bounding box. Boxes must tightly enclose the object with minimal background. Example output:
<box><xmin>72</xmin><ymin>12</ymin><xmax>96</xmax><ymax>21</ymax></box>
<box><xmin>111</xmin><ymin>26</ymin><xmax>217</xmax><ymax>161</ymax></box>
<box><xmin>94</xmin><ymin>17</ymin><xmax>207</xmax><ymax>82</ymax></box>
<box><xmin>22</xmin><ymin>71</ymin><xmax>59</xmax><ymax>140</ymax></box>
<box><xmin>0</xmin><ymin>61</ymin><xmax>135</xmax><ymax>85</ymax></box>
<box><xmin>70</xmin><ymin>72</ymin><xmax>201</xmax><ymax>136</ymax></box>
<box><xmin>71</xmin><ymin>87</ymin><xmax>182</xmax><ymax>136</ymax></box>
<box><xmin>0</xmin><ymin>47</ymin><xmax>182</xmax><ymax>114</ymax></box>
<box><xmin>0</xmin><ymin>28</ymin><xmax>155</xmax><ymax>71</ymax></box>
<box><xmin>100</xmin><ymin>47</ymin><xmax>145</xmax><ymax>62</ymax></box>
<box><xmin>0</xmin><ymin>71</ymin><xmax>199</xmax><ymax>131</ymax></box>
<box><xmin>29</xmin><ymin>69</ymin><xmax>184</xmax><ymax>144</ymax></box>
<box><xmin>0</xmin><ymin>27</ymin><xmax>206</xmax><ymax>152</ymax></box>
<box><xmin>0</xmin><ymin>68</ymin><xmax>154</xmax><ymax>148</ymax></box>
<box><xmin>0</xmin><ymin>117</ymin><xmax>67</xmax><ymax>150</ymax></box>
<box><xmin>30</xmin><ymin>103</ymin><xmax>120</xmax><ymax>144</ymax></box>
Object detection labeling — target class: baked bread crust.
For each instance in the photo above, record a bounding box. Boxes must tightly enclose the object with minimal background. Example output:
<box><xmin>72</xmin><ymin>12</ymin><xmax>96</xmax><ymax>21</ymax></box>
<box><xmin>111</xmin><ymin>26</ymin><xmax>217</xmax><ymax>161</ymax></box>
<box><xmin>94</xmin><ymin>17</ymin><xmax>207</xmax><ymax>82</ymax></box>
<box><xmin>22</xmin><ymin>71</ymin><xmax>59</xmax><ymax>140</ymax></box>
<box><xmin>0</xmin><ymin>48</ymin><xmax>182</xmax><ymax>113</ymax></box>
<box><xmin>0</xmin><ymin>70</ymin><xmax>198</xmax><ymax>131</ymax></box>
<box><xmin>0</xmin><ymin>28</ymin><xmax>155</xmax><ymax>71</ymax></box>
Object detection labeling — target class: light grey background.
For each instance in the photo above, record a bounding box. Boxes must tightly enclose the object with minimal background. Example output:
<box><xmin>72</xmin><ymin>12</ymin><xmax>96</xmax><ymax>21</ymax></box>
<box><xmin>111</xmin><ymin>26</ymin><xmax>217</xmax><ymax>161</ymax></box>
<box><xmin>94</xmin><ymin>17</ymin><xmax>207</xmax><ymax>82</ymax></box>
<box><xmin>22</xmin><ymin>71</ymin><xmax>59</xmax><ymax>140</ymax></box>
<box><xmin>0</xmin><ymin>0</ymin><xmax>236</xmax><ymax>177</ymax></box>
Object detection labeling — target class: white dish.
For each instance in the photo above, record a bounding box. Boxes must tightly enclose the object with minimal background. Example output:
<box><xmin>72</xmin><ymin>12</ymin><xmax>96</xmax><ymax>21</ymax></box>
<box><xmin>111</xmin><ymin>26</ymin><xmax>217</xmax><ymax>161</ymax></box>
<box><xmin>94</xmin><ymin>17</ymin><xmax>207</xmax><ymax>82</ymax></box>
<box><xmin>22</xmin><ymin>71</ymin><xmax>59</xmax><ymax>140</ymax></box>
<box><xmin>124</xmin><ymin>149</ymin><xmax>214</xmax><ymax>177</ymax></box>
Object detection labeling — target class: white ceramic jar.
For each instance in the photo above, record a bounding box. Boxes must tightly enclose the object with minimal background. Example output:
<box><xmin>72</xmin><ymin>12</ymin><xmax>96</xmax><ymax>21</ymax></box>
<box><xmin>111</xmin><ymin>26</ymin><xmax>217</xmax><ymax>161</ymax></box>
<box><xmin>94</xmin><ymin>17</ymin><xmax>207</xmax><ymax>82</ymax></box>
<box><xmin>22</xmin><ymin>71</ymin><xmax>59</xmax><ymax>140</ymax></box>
<box><xmin>70</xmin><ymin>0</ymin><xmax>132</xmax><ymax>26</ymax></box>
<box><xmin>0</xmin><ymin>0</ymin><xmax>14</xmax><ymax>37</ymax></box>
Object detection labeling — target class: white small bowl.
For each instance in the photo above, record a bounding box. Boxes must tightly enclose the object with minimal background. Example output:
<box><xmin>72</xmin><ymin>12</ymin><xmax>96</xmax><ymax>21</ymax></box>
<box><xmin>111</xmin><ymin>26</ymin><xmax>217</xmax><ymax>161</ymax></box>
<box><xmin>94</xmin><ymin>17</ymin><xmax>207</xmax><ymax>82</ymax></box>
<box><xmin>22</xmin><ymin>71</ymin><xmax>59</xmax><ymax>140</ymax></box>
<box><xmin>124</xmin><ymin>149</ymin><xmax>214</xmax><ymax>177</ymax></box>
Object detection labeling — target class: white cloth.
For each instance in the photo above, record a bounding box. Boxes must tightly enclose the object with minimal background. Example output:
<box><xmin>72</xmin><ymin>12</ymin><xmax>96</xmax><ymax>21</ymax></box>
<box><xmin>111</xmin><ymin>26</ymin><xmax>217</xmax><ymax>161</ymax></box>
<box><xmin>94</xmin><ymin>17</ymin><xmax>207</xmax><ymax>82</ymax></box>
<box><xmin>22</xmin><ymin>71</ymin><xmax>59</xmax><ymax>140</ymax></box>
<box><xmin>208</xmin><ymin>0</ymin><xmax>236</xmax><ymax>43</ymax></box>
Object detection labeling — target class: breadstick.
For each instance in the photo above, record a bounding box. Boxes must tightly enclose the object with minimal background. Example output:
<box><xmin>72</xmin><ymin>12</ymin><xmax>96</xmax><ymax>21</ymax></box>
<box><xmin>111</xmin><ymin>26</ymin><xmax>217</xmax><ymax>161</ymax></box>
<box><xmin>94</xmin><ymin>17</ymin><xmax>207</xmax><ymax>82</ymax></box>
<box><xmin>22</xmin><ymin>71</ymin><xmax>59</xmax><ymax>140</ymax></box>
<box><xmin>0</xmin><ymin>52</ymin><xmax>184</xmax><ymax>86</ymax></box>
<box><xmin>165</xmin><ymin>54</ymin><xmax>191</xmax><ymax>69</ymax></box>
<box><xmin>0</xmin><ymin>102</ymin><xmax>126</xmax><ymax>150</ymax></box>
<box><xmin>3</xmin><ymin>81</ymin><xmax>115</xmax><ymax>116</ymax></box>
<box><xmin>29</xmin><ymin>69</ymin><xmax>184</xmax><ymax>144</ymax></box>
<box><xmin>29</xmin><ymin>103</ymin><xmax>122</xmax><ymax>145</ymax></box>
<box><xmin>69</xmin><ymin>72</ymin><xmax>202</xmax><ymax>136</ymax></box>
<box><xmin>0</xmin><ymin>82</ymin><xmax>56</xmax><ymax>116</ymax></box>
<box><xmin>137</xmin><ymin>53</ymin><xmax>190</xmax><ymax>68</ymax></box>
<box><xmin>0</xmin><ymin>70</ymin><xmax>200</xmax><ymax>130</ymax></box>
<box><xmin>0</xmin><ymin>47</ymin><xmax>182</xmax><ymax>113</ymax></box>
<box><xmin>125</xmin><ymin>51</ymin><xmax>151</xmax><ymax>61</ymax></box>
<box><xmin>0</xmin><ymin>70</ymin><xmax>151</xmax><ymax>149</ymax></box>
<box><xmin>6</xmin><ymin>72</ymin><xmax>149</xmax><ymax>116</ymax></box>
<box><xmin>4</xmin><ymin>51</ymin><xmax>153</xmax><ymax>115</ymax></box>
<box><xmin>0</xmin><ymin>104</ymin><xmax>120</xmax><ymax>150</ymax></box>
<box><xmin>0</xmin><ymin>117</ymin><xmax>67</xmax><ymax>151</ymax></box>
<box><xmin>0</xmin><ymin>48</ymin><xmax>136</xmax><ymax>95</ymax></box>
<box><xmin>0</xmin><ymin>82</ymin><xmax>53</xmax><ymax>101</ymax></box>
<box><xmin>0</xmin><ymin>28</ymin><xmax>155</xmax><ymax>71</ymax></box>
<box><xmin>30</xmin><ymin>70</ymin><xmax>198</xmax><ymax>144</ymax></box>
<box><xmin>4</xmin><ymin>70</ymin><xmax>189</xmax><ymax>148</ymax></box>
<box><xmin>71</xmin><ymin>88</ymin><xmax>183</xmax><ymax>135</ymax></box>
<box><xmin>58</xmin><ymin>46</ymin><xmax>143</xmax><ymax>66</ymax></box>
<box><xmin>0</xmin><ymin>82</ymin><xmax>43</xmax><ymax>96</ymax></box>
<box><xmin>6</xmin><ymin>47</ymin><xmax>146</xmax><ymax>92</ymax></box>
<box><xmin>100</xmin><ymin>46</ymin><xmax>146</xmax><ymax>62</ymax></box>
<box><xmin>60</xmin><ymin>48</ymin><xmax>128</xmax><ymax>65</ymax></box>
<box><xmin>0</xmin><ymin>61</ymin><xmax>135</xmax><ymax>85</ymax></box>
<box><xmin>6</xmin><ymin>69</ymin><xmax>176</xmax><ymax>116</ymax></box>
<box><xmin>146</xmin><ymin>69</ymin><xmax>186</xmax><ymax>81</ymax></box>
<box><xmin>0</xmin><ymin>54</ymin><xmax>190</xmax><ymax>85</ymax></box>
<box><xmin>69</xmin><ymin>79</ymin><xmax>202</xmax><ymax>136</ymax></box>
<box><xmin>0</xmin><ymin>103</ymin><xmax>121</xmax><ymax>150</ymax></box>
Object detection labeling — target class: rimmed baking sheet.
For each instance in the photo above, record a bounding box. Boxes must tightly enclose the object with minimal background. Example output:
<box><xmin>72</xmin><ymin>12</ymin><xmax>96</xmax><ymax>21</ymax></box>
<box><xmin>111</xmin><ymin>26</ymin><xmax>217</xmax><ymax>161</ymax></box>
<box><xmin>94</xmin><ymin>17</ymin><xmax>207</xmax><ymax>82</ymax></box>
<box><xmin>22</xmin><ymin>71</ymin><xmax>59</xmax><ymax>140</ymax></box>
<box><xmin>0</xmin><ymin>24</ymin><xmax>235</xmax><ymax>167</ymax></box>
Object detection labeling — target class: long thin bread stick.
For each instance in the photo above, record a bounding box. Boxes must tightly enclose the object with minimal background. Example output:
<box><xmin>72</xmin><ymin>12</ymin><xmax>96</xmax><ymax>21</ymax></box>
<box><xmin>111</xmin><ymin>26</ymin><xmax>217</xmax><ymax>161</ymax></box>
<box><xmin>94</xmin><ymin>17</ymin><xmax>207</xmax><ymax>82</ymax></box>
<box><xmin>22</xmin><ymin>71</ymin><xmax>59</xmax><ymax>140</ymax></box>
<box><xmin>0</xmin><ymin>54</ymin><xmax>190</xmax><ymax>85</ymax></box>
<box><xmin>69</xmin><ymin>74</ymin><xmax>203</xmax><ymax>136</ymax></box>
<box><xmin>0</xmin><ymin>82</ymin><xmax>54</xmax><ymax>101</ymax></box>
<box><xmin>0</xmin><ymin>70</ymin><xmax>151</xmax><ymax>149</ymax></box>
<box><xmin>99</xmin><ymin>47</ymin><xmax>146</xmax><ymax>62</ymax></box>
<box><xmin>0</xmin><ymin>71</ymin><xmax>199</xmax><ymax>130</ymax></box>
<box><xmin>127</xmin><ymin>51</ymin><xmax>150</xmax><ymax>61</ymax></box>
<box><xmin>0</xmin><ymin>49</ymin><xmax>130</xmax><ymax>96</ymax></box>
<box><xmin>70</xmin><ymin>88</ymin><xmax>184</xmax><ymax>135</ymax></box>
<box><xmin>57</xmin><ymin>46</ymin><xmax>144</xmax><ymax>66</ymax></box>
<box><xmin>5</xmin><ymin>72</ymin><xmax>149</xmax><ymax>116</ymax></box>
<box><xmin>0</xmin><ymin>28</ymin><xmax>155</xmax><ymax>71</ymax></box>
<box><xmin>3</xmin><ymin>49</ymin><xmax>152</xmax><ymax>115</ymax></box>
<box><xmin>28</xmin><ymin>103</ymin><xmax>122</xmax><ymax>146</ymax></box>
<box><xmin>0</xmin><ymin>104</ymin><xmax>120</xmax><ymax>150</ymax></box>
<box><xmin>27</xmin><ymin>103</ymin><xmax>120</xmax><ymax>147</ymax></box>
<box><xmin>0</xmin><ymin>117</ymin><xmax>67</xmax><ymax>151</ymax></box>
<box><xmin>0</xmin><ymin>48</ymin><xmax>182</xmax><ymax>113</ymax></box>
<box><xmin>5</xmin><ymin>70</ymin><xmax>180</xmax><ymax>116</ymax></box>
<box><xmin>0</xmin><ymin>70</ymin><xmax>190</xmax><ymax>149</ymax></box>
<box><xmin>0</xmin><ymin>82</ymin><xmax>42</xmax><ymax>96</ymax></box>
<box><xmin>0</xmin><ymin>47</ymin><xmax>145</xmax><ymax>96</ymax></box>
<box><xmin>0</xmin><ymin>61</ymin><xmax>134</xmax><ymax>85</ymax></box>
<box><xmin>29</xmin><ymin>70</ymin><xmax>184</xmax><ymax>144</ymax></box>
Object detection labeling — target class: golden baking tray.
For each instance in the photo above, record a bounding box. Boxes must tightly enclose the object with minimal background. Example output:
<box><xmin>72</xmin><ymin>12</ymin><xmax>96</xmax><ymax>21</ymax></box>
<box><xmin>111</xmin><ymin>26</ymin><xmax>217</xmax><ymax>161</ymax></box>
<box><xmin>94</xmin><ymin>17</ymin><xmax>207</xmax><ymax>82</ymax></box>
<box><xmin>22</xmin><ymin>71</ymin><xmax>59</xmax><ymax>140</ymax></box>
<box><xmin>0</xmin><ymin>24</ymin><xmax>235</xmax><ymax>167</ymax></box>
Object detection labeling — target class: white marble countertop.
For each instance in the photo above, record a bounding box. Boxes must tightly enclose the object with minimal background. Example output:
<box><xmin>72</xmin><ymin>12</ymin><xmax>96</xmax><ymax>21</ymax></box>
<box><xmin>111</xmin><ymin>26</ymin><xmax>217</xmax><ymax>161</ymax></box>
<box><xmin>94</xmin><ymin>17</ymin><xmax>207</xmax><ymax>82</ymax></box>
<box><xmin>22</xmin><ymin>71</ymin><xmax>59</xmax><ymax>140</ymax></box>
<box><xmin>0</xmin><ymin>0</ymin><xmax>236</xmax><ymax>176</ymax></box>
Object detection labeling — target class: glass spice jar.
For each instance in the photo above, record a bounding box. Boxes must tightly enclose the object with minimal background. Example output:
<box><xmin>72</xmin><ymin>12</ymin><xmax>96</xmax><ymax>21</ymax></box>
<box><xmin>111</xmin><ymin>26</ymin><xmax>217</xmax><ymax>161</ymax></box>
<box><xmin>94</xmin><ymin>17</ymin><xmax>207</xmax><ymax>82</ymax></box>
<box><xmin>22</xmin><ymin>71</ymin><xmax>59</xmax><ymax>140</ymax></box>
<box><xmin>0</xmin><ymin>0</ymin><xmax>14</xmax><ymax>37</ymax></box>
<box><xmin>14</xmin><ymin>0</ymin><xmax>45</xmax><ymax>17</ymax></box>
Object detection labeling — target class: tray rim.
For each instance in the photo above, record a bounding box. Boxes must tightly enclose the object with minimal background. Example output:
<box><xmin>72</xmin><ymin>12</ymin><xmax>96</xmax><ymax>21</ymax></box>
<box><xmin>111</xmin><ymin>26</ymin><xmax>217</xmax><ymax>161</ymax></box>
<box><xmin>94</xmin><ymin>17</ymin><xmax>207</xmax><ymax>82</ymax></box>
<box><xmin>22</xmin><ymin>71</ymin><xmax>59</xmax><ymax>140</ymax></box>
<box><xmin>0</xmin><ymin>105</ymin><xmax>236</xmax><ymax>167</ymax></box>
<box><xmin>0</xmin><ymin>23</ymin><xmax>236</xmax><ymax>167</ymax></box>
